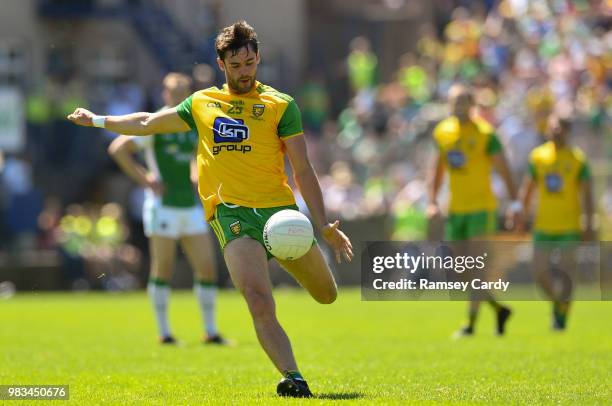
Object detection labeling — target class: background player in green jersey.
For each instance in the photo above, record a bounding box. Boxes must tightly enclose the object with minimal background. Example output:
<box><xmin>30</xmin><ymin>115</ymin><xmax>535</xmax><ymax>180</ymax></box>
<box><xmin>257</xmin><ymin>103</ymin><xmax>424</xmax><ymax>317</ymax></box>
<box><xmin>108</xmin><ymin>73</ymin><xmax>225</xmax><ymax>345</ymax></box>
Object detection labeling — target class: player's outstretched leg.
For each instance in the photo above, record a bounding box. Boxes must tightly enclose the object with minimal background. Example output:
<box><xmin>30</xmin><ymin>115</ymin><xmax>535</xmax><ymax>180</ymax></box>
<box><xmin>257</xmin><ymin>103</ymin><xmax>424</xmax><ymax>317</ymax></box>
<box><xmin>180</xmin><ymin>233</ymin><xmax>228</xmax><ymax>344</ymax></box>
<box><xmin>276</xmin><ymin>244</ymin><xmax>337</xmax><ymax>305</ymax></box>
<box><xmin>148</xmin><ymin>236</ymin><xmax>178</xmax><ymax>343</ymax></box>
<box><xmin>224</xmin><ymin>237</ymin><xmax>312</xmax><ymax>397</ymax></box>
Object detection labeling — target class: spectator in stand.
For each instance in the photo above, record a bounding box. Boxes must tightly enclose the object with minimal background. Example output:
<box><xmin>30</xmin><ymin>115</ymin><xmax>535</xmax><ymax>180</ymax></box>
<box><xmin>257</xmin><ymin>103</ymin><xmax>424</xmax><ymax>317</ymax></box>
<box><xmin>347</xmin><ymin>36</ymin><xmax>378</xmax><ymax>93</ymax></box>
<box><xmin>298</xmin><ymin>72</ymin><xmax>331</xmax><ymax>136</ymax></box>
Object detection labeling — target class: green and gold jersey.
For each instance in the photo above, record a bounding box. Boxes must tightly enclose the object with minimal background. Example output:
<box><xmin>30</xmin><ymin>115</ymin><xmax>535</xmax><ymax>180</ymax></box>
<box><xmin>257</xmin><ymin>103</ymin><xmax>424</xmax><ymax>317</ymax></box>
<box><xmin>176</xmin><ymin>81</ymin><xmax>302</xmax><ymax>220</ymax></box>
<box><xmin>131</xmin><ymin>110</ymin><xmax>198</xmax><ymax>207</ymax></box>
<box><xmin>433</xmin><ymin>116</ymin><xmax>502</xmax><ymax>213</ymax></box>
<box><xmin>528</xmin><ymin>141</ymin><xmax>591</xmax><ymax>234</ymax></box>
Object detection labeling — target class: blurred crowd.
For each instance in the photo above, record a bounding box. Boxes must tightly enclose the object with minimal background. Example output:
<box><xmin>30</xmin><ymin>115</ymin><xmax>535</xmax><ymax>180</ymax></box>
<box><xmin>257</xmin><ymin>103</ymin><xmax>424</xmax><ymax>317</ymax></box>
<box><xmin>0</xmin><ymin>0</ymin><xmax>610</xmax><ymax>289</ymax></box>
<box><xmin>0</xmin><ymin>78</ymin><xmax>150</xmax><ymax>288</ymax></box>
<box><xmin>299</xmin><ymin>0</ymin><xmax>611</xmax><ymax>239</ymax></box>
<box><xmin>41</xmin><ymin>201</ymin><xmax>141</xmax><ymax>290</ymax></box>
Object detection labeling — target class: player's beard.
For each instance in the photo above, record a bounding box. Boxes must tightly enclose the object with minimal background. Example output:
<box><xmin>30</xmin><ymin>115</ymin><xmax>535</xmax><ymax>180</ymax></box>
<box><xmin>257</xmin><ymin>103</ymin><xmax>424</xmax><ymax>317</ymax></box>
<box><xmin>552</xmin><ymin>132</ymin><xmax>567</xmax><ymax>147</ymax></box>
<box><xmin>228</xmin><ymin>75</ymin><xmax>255</xmax><ymax>94</ymax></box>
<box><xmin>453</xmin><ymin>108</ymin><xmax>472</xmax><ymax>123</ymax></box>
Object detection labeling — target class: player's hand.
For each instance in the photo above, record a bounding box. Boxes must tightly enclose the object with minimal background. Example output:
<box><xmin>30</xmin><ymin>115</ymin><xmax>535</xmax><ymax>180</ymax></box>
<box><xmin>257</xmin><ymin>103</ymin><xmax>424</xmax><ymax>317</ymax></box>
<box><xmin>505</xmin><ymin>208</ymin><xmax>522</xmax><ymax>231</ymax></box>
<box><xmin>66</xmin><ymin>108</ymin><xmax>95</xmax><ymax>127</ymax></box>
<box><xmin>321</xmin><ymin>220</ymin><xmax>353</xmax><ymax>263</ymax></box>
<box><xmin>426</xmin><ymin>203</ymin><xmax>440</xmax><ymax>219</ymax></box>
<box><xmin>190</xmin><ymin>172</ymin><xmax>199</xmax><ymax>187</ymax></box>
<box><xmin>145</xmin><ymin>173</ymin><xmax>165</xmax><ymax>196</ymax></box>
<box><xmin>514</xmin><ymin>210</ymin><xmax>527</xmax><ymax>233</ymax></box>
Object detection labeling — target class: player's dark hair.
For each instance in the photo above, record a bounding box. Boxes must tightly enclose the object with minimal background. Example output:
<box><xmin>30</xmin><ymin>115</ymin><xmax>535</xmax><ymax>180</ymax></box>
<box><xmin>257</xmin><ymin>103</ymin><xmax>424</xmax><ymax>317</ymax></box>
<box><xmin>551</xmin><ymin>114</ymin><xmax>572</xmax><ymax>130</ymax></box>
<box><xmin>215</xmin><ymin>20</ymin><xmax>259</xmax><ymax>60</ymax></box>
<box><xmin>448</xmin><ymin>84</ymin><xmax>474</xmax><ymax>102</ymax></box>
<box><xmin>558</xmin><ymin>116</ymin><xmax>572</xmax><ymax>130</ymax></box>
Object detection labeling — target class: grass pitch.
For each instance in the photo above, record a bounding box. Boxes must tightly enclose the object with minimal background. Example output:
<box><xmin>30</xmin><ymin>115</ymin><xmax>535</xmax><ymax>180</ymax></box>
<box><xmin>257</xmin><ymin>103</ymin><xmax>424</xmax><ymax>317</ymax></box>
<box><xmin>1</xmin><ymin>289</ymin><xmax>611</xmax><ymax>404</ymax></box>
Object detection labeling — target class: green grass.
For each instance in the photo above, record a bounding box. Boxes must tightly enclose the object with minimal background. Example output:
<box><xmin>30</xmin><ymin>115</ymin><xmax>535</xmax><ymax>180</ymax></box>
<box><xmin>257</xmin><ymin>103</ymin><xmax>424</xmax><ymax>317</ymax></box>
<box><xmin>1</xmin><ymin>289</ymin><xmax>611</xmax><ymax>405</ymax></box>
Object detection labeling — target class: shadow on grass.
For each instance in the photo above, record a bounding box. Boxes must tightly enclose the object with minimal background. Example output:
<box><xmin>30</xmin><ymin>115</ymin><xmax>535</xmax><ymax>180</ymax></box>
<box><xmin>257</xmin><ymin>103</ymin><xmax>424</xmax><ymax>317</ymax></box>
<box><xmin>316</xmin><ymin>392</ymin><xmax>365</xmax><ymax>400</ymax></box>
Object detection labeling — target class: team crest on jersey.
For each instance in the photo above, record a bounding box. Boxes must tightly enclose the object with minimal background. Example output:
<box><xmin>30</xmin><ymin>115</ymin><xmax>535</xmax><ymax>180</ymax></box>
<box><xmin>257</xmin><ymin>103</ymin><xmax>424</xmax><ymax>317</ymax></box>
<box><xmin>447</xmin><ymin>149</ymin><xmax>466</xmax><ymax>169</ymax></box>
<box><xmin>545</xmin><ymin>173</ymin><xmax>563</xmax><ymax>193</ymax></box>
<box><xmin>252</xmin><ymin>104</ymin><xmax>265</xmax><ymax>117</ymax></box>
<box><xmin>229</xmin><ymin>221</ymin><xmax>242</xmax><ymax>235</ymax></box>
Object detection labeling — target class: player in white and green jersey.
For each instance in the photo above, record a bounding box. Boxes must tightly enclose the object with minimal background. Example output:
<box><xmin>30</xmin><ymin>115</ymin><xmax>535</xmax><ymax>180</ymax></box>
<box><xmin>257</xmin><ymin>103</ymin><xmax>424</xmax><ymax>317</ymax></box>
<box><xmin>109</xmin><ymin>73</ymin><xmax>226</xmax><ymax>345</ymax></box>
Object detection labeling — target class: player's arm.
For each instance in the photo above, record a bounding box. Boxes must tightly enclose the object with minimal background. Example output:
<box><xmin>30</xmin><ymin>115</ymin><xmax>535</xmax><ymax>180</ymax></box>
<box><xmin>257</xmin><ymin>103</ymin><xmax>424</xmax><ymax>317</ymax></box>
<box><xmin>517</xmin><ymin>174</ymin><xmax>536</xmax><ymax>233</ymax></box>
<box><xmin>427</xmin><ymin>150</ymin><xmax>444</xmax><ymax>218</ymax></box>
<box><xmin>580</xmin><ymin>163</ymin><xmax>595</xmax><ymax>240</ymax></box>
<box><xmin>67</xmin><ymin>107</ymin><xmax>190</xmax><ymax>135</ymax></box>
<box><xmin>190</xmin><ymin>159</ymin><xmax>198</xmax><ymax>185</ymax></box>
<box><xmin>492</xmin><ymin>151</ymin><xmax>523</xmax><ymax>229</ymax></box>
<box><xmin>108</xmin><ymin>136</ymin><xmax>164</xmax><ymax>195</ymax></box>
<box><xmin>283</xmin><ymin>135</ymin><xmax>353</xmax><ymax>263</ymax></box>
<box><xmin>492</xmin><ymin>152</ymin><xmax>518</xmax><ymax>200</ymax></box>
<box><xmin>489</xmin><ymin>134</ymin><xmax>522</xmax><ymax>229</ymax></box>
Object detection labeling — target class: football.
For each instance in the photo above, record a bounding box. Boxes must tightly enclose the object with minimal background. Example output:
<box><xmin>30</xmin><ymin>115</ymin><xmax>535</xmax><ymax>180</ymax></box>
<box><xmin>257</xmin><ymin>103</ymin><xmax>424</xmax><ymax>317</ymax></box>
<box><xmin>263</xmin><ymin>210</ymin><xmax>314</xmax><ymax>260</ymax></box>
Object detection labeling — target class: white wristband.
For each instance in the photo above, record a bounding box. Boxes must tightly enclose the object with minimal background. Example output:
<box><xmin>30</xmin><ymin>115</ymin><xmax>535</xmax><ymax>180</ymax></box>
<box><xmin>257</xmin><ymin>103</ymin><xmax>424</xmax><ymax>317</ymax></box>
<box><xmin>509</xmin><ymin>200</ymin><xmax>523</xmax><ymax>212</ymax></box>
<box><xmin>92</xmin><ymin>116</ymin><xmax>106</xmax><ymax>128</ymax></box>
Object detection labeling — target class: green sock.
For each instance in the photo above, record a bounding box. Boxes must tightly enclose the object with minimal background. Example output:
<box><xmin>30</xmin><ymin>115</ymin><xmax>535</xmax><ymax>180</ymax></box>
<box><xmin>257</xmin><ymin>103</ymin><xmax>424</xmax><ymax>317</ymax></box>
<box><xmin>467</xmin><ymin>309</ymin><xmax>478</xmax><ymax>330</ymax></box>
<box><xmin>488</xmin><ymin>299</ymin><xmax>501</xmax><ymax>311</ymax></box>
<box><xmin>285</xmin><ymin>370</ymin><xmax>305</xmax><ymax>381</ymax></box>
<box><xmin>554</xmin><ymin>301</ymin><xmax>569</xmax><ymax>322</ymax></box>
